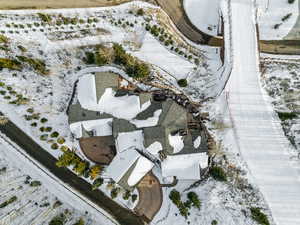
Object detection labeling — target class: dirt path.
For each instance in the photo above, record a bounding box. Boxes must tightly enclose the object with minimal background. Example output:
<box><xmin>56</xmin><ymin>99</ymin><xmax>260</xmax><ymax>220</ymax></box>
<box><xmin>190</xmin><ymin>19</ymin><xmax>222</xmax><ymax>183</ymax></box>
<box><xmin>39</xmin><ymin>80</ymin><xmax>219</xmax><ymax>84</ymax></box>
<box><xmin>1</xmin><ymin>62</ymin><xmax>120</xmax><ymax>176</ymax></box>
<box><xmin>0</xmin><ymin>0</ymin><xmax>154</xmax><ymax>10</ymax></box>
<box><xmin>260</xmin><ymin>40</ymin><xmax>300</xmax><ymax>55</ymax></box>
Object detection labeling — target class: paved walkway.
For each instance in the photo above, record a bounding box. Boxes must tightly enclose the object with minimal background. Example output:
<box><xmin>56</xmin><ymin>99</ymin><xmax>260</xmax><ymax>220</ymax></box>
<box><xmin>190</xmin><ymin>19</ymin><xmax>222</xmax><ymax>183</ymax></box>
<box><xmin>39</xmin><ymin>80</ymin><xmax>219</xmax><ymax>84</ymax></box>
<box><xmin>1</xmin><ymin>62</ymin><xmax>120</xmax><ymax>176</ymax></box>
<box><xmin>225</xmin><ymin>0</ymin><xmax>300</xmax><ymax>224</ymax></box>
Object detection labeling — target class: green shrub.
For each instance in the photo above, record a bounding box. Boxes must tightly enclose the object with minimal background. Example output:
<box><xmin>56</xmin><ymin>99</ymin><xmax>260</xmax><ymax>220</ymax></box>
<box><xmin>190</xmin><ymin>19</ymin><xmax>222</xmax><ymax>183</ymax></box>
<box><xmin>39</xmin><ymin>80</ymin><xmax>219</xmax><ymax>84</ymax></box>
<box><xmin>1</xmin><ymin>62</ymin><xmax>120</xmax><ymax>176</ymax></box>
<box><xmin>282</xmin><ymin>13</ymin><xmax>292</xmax><ymax>22</ymax></box>
<box><xmin>30</xmin><ymin>180</ymin><xmax>42</xmax><ymax>187</ymax></box>
<box><xmin>51</xmin><ymin>131</ymin><xmax>59</xmax><ymax>138</ymax></box>
<box><xmin>51</xmin><ymin>143</ymin><xmax>59</xmax><ymax>150</ymax></box>
<box><xmin>31</xmin><ymin>122</ymin><xmax>37</xmax><ymax>127</ymax></box>
<box><xmin>16</xmin><ymin>56</ymin><xmax>49</xmax><ymax>75</ymax></box>
<box><xmin>40</xmin><ymin>118</ymin><xmax>48</xmax><ymax>123</ymax></box>
<box><xmin>45</xmin><ymin>127</ymin><xmax>52</xmax><ymax>132</ymax></box>
<box><xmin>37</xmin><ymin>13</ymin><xmax>52</xmax><ymax>23</ymax></box>
<box><xmin>0</xmin><ymin>58</ymin><xmax>22</xmax><ymax>70</ymax></box>
<box><xmin>123</xmin><ymin>190</ymin><xmax>131</xmax><ymax>200</ymax></box>
<box><xmin>92</xmin><ymin>177</ymin><xmax>104</xmax><ymax>190</ymax></box>
<box><xmin>277</xmin><ymin>111</ymin><xmax>298</xmax><ymax>121</ymax></box>
<box><xmin>110</xmin><ymin>187</ymin><xmax>120</xmax><ymax>199</ymax></box>
<box><xmin>27</xmin><ymin>108</ymin><xmax>34</xmax><ymax>113</ymax></box>
<box><xmin>187</xmin><ymin>192</ymin><xmax>201</xmax><ymax>209</ymax></box>
<box><xmin>177</xmin><ymin>79</ymin><xmax>188</xmax><ymax>87</ymax></box>
<box><xmin>210</xmin><ymin>166</ymin><xmax>227</xmax><ymax>181</ymax></box>
<box><xmin>0</xmin><ymin>196</ymin><xmax>17</xmax><ymax>208</ymax></box>
<box><xmin>40</xmin><ymin>134</ymin><xmax>48</xmax><ymax>141</ymax></box>
<box><xmin>131</xmin><ymin>194</ymin><xmax>138</xmax><ymax>203</ymax></box>
<box><xmin>211</xmin><ymin>220</ymin><xmax>218</xmax><ymax>225</ymax></box>
<box><xmin>169</xmin><ymin>189</ymin><xmax>181</xmax><ymax>206</ymax></box>
<box><xmin>57</xmin><ymin>137</ymin><xmax>65</xmax><ymax>144</ymax></box>
<box><xmin>49</xmin><ymin>214</ymin><xmax>66</xmax><ymax>225</ymax></box>
<box><xmin>137</xmin><ymin>8</ymin><xmax>144</xmax><ymax>16</ymax></box>
<box><xmin>250</xmin><ymin>207</ymin><xmax>270</xmax><ymax>225</ymax></box>
<box><xmin>0</xmin><ymin>34</ymin><xmax>9</xmax><ymax>43</ymax></box>
<box><xmin>288</xmin><ymin>0</ymin><xmax>295</xmax><ymax>3</ymax></box>
<box><xmin>73</xmin><ymin>218</ymin><xmax>85</xmax><ymax>225</ymax></box>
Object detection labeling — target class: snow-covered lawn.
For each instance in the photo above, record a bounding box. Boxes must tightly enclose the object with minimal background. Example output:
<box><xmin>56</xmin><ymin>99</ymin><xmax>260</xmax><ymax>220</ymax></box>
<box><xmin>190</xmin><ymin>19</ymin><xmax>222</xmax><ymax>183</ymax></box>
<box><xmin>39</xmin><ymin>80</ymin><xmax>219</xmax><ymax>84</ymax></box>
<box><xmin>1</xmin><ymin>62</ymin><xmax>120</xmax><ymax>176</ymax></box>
<box><xmin>257</xmin><ymin>0</ymin><xmax>299</xmax><ymax>40</ymax></box>
<box><xmin>131</xmin><ymin>33</ymin><xmax>195</xmax><ymax>79</ymax></box>
<box><xmin>183</xmin><ymin>0</ymin><xmax>221</xmax><ymax>36</ymax></box>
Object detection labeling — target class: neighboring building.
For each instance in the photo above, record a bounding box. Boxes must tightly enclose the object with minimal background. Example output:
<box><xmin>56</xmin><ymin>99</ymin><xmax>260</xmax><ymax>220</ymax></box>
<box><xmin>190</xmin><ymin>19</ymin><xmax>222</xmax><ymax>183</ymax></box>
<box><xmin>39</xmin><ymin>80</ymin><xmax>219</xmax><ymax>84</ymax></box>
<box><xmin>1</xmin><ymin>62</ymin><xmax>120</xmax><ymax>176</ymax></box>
<box><xmin>68</xmin><ymin>71</ymin><xmax>208</xmax><ymax>190</ymax></box>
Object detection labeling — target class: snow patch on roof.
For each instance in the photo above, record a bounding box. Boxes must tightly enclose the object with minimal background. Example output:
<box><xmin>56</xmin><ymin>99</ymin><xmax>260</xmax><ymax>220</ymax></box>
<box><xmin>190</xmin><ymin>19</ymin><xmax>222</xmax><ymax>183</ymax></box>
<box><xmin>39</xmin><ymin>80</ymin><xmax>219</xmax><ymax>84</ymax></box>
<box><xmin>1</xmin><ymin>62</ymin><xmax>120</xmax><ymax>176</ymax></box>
<box><xmin>161</xmin><ymin>154</ymin><xmax>203</xmax><ymax>180</ymax></box>
<box><xmin>77</xmin><ymin>74</ymin><xmax>98</xmax><ymax>110</ymax></box>
<box><xmin>146</xmin><ymin>141</ymin><xmax>163</xmax><ymax>155</ymax></box>
<box><xmin>127</xmin><ymin>156</ymin><xmax>154</xmax><ymax>187</ymax></box>
<box><xmin>115</xmin><ymin>130</ymin><xmax>144</xmax><ymax>153</ymax></box>
<box><xmin>98</xmin><ymin>88</ymin><xmax>141</xmax><ymax>120</ymax></box>
<box><xmin>106</xmin><ymin>149</ymin><xmax>140</xmax><ymax>183</ymax></box>
<box><xmin>168</xmin><ymin>133</ymin><xmax>184</xmax><ymax>154</ymax></box>
<box><xmin>70</xmin><ymin>118</ymin><xmax>113</xmax><ymax>138</ymax></box>
<box><xmin>193</xmin><ymin>136</ymin><xmax>201</xmax><ymax>148</ymax></box>
<box><xmin>132</xmin><ymin>109</ymin><xmax>162</xmax><ymax>128</ymax></box>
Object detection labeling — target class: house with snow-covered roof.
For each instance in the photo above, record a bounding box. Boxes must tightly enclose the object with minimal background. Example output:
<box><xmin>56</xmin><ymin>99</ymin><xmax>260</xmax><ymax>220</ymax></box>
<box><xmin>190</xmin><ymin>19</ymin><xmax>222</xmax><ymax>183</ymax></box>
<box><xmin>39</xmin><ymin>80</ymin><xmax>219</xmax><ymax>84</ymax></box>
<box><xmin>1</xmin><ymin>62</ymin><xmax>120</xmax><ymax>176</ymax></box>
<box><xmin>68</xmin><ymin>70</ymin><xmax>208</xmax><ymax>190</ymax></box>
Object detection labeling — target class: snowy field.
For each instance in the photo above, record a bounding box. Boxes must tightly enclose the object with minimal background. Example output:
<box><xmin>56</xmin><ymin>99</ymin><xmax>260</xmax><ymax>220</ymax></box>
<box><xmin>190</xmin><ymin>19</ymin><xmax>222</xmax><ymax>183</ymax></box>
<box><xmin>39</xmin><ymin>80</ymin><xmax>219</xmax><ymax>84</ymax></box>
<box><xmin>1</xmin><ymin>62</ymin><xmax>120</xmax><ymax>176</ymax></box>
<box><xmin>0</xmin><ymin>141</ymin><xmax>103</xmax><ymax>225</ymax></box>
<box><xmin>261</xmin><ymin>56</ymin><xmax>300</xmax><ymax>151</ymax></box>
<box><xmin>257</xmin><ymin>0</ymin><xmax>299</xmax><ymax>40</ymax></box>
<box><xmin>183</xmin><ymin>0</ymin><xmax>221</xmax><ymax>36</ymax></box>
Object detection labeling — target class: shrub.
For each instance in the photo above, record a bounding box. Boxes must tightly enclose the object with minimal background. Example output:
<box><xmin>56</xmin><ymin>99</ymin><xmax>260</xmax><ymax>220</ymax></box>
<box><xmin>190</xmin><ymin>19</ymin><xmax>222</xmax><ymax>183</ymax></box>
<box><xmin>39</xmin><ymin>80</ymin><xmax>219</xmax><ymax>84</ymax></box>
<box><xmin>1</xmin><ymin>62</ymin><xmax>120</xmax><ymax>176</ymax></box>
<box><xmin>0</xmin><ymin>196</ymin><xmax>17</xmax><ymax>208</ymax></box>
<box><xmin>123</xmin><ymin>190</ymin><xmax>131</xmax><ymax>200</ymax></box>
<box><xmin>277</xmin><ymin>111</ymin><xmax>298</xmax><ymax>121</ymax></box>
<box><xmin>0</xmin><ymin>58</ymin><xmax>22</xmax><ymax>71</ymax></box>
<box><xmin>57</xmin><ymin>137</ymin><xmax>65</xmax><ymax>144</ymax></box>
<box><xmin>37</xmin><ymin>13</ymin><xmax>52</xmax><ymax>23</ymax></box>
<box><xmin>51</xmin><ymin>143</ymin><xmax>59</xmax><ymax>150</ymax></box>
<box><xmin>92</xmin><ymin>177</ymin><xmax>104</xmax><ymax>190</ymax></box>
<box><xmin>0</xmin><ymin>34</ymin><xmax>9</xmax><ymax>43</ymax></box>
<box><xmin>177</xmin><ymin>79</ymin><xmax>188</xmax><ymax>87</ymax></box>
<box><xmin>211</xmin><ymin>220</ymin><xmax>218</xmax><ymax>225</ymax></box>
<box><xmin>45</xmin><ymin>127</ymin><xmax>52</xmax><ymax>132</ymax></box>
<box><xmin>210</xmin><ymin>166</ymin><xmax>227</xmax><ymax>181</ymax></box>
<box><xmin>27</xmin><ymin>108</ymin><xmax>34</xmax><ymax>113</ymax></box>
<box><xmin>187</xmin><ymin>192</ymin><xmax>201</xmax><ymax>209</ymax></box>
<box><xmin>40</xmin><ymin>134</ymin><xmax>48</xmax><ymax>141</ymax></box>
<box><xmin>73</xmin><ymin>218</ymin><xmax>85</xmax><ymax>225</ymax></box>
<box><xmin>250</xmin><ymin>207</ymin><xmax>270</xmax><ymax>225</ymax></box>
<box><xmin>282</xmin><ymin>13</ymin><xmax>292</xmax><ymax>22</ymax></box>
<box><xmin>137</xmin><ymin>8</ymin><xmax>144</xmax><ymax>16</ymax></box>
<box><xmin>51</xmin><ymin>131</ymin><xmax>59</xmax><ymax>138</ymax></box>
<box><xmin>131</xmin><ymin>194</ymin><xmax>138</xmax><ymax>203</ymax></box>
<box><xmin>169</xmin><ymin>189</ymin><xmax>181</xmax><ymax>206</ymax></box>
<box><xmin>16</xmin><ymin>56</ymin><xmax>49</xmax><ymax>75</ymax></box>
<box><xmin>31</xmin><ymin>122</ymin><xmax>37</xmax><ymax>127</ymax></box>
<box><xmin>40</xmin><ymin>127</ymin><xmax>45</xmax><ymax>132</ymax></box>
<box><xmin>49</xmin><ymin>214</ymin><xmax>66</xmax><ymax>225</ymax></box>
<box><xmin>111</xmin><ymin>187</ymin><xmax>120</xmax><ymax>199</ymax></box>
<box><xmin>288</xmin><ymin>0</ymin><xmax>295</xmax><ymax>3</ymax></box>
<box><xmin>274</xmin><ymin>23</ymin><xmax>281</xmax><ymax>29</ymax></box>
<box><xmin>60</xmin><ymin>145</ymin><xmax>69</xmax><ymax>152</ymax></box>
<box><xmin>30</xmin><ymin>180</ymin><xmax>42</xmax><ymax>187</ymax></box>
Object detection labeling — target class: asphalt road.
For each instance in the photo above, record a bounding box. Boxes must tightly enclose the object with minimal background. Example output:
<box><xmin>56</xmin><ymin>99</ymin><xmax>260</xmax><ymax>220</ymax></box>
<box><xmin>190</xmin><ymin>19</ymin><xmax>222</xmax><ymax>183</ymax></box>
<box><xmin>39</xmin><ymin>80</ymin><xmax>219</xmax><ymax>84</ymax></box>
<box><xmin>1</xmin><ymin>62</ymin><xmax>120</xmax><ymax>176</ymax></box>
<box><xmin>0</xmin><ymin>118</ymin><xmax>145</xmax><ymax>225</ymax></box>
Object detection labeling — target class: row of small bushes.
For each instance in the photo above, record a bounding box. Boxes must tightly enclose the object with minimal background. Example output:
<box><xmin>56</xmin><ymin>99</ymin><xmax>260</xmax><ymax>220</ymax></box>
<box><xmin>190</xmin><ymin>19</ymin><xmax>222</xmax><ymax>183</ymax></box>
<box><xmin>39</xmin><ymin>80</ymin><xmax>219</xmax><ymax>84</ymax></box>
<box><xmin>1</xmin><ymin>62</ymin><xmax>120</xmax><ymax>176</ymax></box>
<box><xmin>0</xmin><ymin>196</ymin><xmax>17</xmax><ymax>208</ymax></box>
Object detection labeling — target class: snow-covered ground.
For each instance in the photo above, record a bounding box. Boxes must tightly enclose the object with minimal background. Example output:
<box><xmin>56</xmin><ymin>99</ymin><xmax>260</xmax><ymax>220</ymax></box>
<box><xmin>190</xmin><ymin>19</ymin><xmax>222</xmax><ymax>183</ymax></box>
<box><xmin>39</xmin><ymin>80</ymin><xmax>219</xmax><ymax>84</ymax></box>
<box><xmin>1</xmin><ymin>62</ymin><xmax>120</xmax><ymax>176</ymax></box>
<box><xmin>223</xmin><ymin>0</ymin><xmax>300</xmax><ymax>224</ymax></box>
<box><xmin>261</xmin><ymin>56</ymin><xmax>300</xmax><ymax>151</ymax></box>
<box><xmin>0</xmin><ymin>140</ymin><xmax>107</xmax><ymax>225</ymax></box>
<box><xmin>257</xmin><ymin>0</ymin><xmax>299</xmax><ymax>40</ymax></box>
<box><xmin>183</xmin><ymin>0</ymin><xmax>221</xmax><ymax>36</ymax></box>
